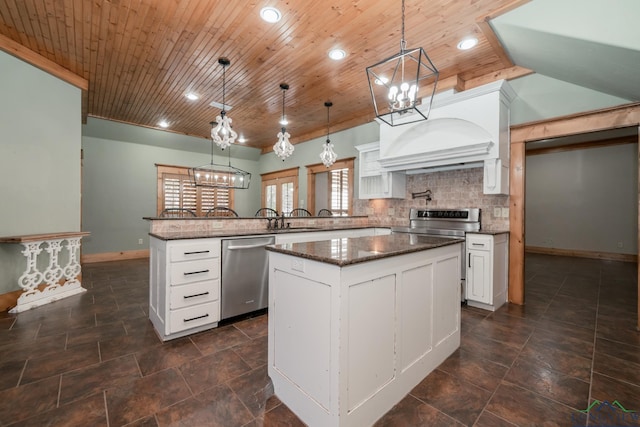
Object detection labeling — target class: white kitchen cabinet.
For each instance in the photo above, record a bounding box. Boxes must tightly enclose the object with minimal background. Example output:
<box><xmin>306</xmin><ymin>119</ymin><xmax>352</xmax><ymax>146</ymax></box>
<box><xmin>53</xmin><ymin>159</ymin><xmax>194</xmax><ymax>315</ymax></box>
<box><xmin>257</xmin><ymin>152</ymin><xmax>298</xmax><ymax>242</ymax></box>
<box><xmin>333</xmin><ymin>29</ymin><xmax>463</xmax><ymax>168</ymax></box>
<box><xmin>149</xmin><ymin>237</ymin><xmax>221</xmax><ymax>341</ymax></box>
<box><xmin>465</xmin><ymin>233</ymin><xmax>508</xmax><ymax>311</ymax></box>
<box><xmin>268</xmin><ymin>242</ymin><xmax>461</xmax><ymax>427</ymax></box>
<box><xmin>356</xmin><ymin>142</ymin><xmax>406</xmax><ymax>199</ymax></box>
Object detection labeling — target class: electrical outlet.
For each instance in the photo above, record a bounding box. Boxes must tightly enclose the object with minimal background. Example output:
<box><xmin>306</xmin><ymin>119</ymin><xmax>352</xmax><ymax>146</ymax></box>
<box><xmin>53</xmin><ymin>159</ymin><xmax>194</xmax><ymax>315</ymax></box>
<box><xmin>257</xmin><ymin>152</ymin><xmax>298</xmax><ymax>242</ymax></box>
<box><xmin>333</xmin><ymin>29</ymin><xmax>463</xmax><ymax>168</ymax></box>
<box><xmin>617</xmin><ymin>242</ymin><xmax>624</xmax><ymax>248</ymax></box>
<box><xmin>212</xmin><ymin>222</ymin><xmax>224</xmax><ymax>229</ymax></box>
<box><xmin>388</xmin><ymin>208</ymin><xmax>395</xmax><ymax>216</ymax></box>
<box><xmin>501</xmin><ymin>207</ymin><xmax>509</xmax><ymax>218</ymax></box>
<box><xmin>493</xmin><ymin>207</ymin><xmax>501</xmax><ymax>218</ymax></box>
<box><xmin>366</xmin><ymin>207</ymin><xmax>374</xmax><ymax>215</ymax></box>
<box><xmin>291</xmin><ymin>258</ymin><xmax>305</xmax><ymax>272</ymax></box>
<box><xmin>138</xmin><ymin>238</ymin><xmax>143</xmax><ymax>245</ymax></box>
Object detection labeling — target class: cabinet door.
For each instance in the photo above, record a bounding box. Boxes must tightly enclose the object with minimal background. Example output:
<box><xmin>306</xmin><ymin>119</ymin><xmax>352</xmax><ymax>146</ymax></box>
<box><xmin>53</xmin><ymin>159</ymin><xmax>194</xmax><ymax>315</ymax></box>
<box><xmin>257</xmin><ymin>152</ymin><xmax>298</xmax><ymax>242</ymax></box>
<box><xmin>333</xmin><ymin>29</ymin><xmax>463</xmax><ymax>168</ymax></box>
<box><xmin>466</xmin><ymin>250</ymin><xmax>491</xmax><ymax>304</ymax></box>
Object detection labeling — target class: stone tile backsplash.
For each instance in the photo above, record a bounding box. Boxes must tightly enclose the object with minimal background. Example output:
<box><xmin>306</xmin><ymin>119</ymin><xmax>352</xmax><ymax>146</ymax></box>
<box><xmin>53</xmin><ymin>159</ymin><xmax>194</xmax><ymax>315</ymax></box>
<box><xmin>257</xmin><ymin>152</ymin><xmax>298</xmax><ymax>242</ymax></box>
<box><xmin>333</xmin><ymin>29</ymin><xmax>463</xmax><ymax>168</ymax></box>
<box><xmin>354</xmin><ymin>167</ymin><xmax>509</xmax><ymax>231</ymax></box>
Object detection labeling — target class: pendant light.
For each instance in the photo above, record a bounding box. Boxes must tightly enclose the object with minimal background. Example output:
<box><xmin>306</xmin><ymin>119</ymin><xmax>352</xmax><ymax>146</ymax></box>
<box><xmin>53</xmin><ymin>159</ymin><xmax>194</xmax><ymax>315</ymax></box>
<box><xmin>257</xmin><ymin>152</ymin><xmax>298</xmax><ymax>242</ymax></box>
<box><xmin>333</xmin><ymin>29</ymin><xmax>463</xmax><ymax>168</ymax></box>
<box><xmin>273</xmin><ymin>83</ymin><xmax>294</xmax><ymax>161</ymax></box>
<box><xmin>189</xmin><ymin>122</ymin><xmax>251</xmax><ymax>189</ymax></box>
<box><xmin>365</xmin><ymin>0</ymin><xmax>439</xmax><ymax>126</ymax></box>
<box><xmin>319</xmin><ymin>101</ymin><xmax>337</xmax><ymax>167</ymax></box>
<box><xmin>211</xmin><ymin>57</ymin><xmax>238</xmax><ymax>149</ymax></box>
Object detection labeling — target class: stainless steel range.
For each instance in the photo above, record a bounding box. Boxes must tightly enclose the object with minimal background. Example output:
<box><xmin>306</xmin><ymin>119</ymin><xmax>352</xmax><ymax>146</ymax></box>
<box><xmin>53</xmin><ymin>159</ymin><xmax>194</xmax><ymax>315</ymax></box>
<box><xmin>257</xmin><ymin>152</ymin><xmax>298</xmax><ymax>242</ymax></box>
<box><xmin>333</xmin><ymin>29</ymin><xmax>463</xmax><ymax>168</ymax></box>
<box><xmin>391</xmin><ymin>208</ymin><xmax>481</xmax><ymax>302</ymax></box>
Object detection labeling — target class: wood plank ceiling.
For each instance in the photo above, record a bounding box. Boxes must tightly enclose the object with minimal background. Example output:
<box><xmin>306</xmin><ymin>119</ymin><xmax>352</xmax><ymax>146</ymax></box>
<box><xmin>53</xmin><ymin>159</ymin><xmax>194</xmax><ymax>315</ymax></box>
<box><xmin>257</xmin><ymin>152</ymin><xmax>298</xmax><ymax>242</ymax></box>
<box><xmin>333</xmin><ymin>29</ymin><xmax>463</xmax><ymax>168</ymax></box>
<box><xmin>0</xmin><ymin>0</ymin><xmax>530</xmax><ymax>152</ymax></box>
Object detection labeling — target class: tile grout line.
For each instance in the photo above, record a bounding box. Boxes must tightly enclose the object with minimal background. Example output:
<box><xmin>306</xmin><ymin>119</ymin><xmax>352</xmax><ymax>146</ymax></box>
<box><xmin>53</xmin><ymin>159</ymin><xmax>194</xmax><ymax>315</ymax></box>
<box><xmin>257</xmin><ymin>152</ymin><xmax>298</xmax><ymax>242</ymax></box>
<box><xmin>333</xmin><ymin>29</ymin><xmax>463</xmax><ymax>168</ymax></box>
<box><xmin>586</xmin><ymin>264</ymin><xmax>602</xmax><ymax>416</ymax></box>
<box><xmin>471</xmin><ymin>316</ymin><xmax>535</xmax><ymax>426</ymax></box>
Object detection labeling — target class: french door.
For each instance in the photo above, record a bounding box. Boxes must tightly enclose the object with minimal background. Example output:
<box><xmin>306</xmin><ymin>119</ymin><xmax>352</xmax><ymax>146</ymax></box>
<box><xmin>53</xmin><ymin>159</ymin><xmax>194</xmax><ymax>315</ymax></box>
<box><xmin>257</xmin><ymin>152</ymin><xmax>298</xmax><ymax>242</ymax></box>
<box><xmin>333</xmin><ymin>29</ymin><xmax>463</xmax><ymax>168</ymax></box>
<box><xmin>261</xmin><ymin>167</ymin><xmax>299</xmax><ymax>216</ymax></box>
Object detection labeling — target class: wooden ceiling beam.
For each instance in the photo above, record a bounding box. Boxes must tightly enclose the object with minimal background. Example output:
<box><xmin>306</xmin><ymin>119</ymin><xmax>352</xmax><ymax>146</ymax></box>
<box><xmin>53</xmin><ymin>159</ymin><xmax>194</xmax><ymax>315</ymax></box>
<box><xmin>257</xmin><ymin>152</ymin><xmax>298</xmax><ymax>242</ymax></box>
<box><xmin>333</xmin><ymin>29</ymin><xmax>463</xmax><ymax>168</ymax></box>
<box><xmin>0</xmin><ymin>32</ymin><xmax>88</xmax><ymax>90</ymax></box>
<box><xmin>475</xmin><ymin>0</ymin><xmax>532</xmax><ymax>67</ymax></box>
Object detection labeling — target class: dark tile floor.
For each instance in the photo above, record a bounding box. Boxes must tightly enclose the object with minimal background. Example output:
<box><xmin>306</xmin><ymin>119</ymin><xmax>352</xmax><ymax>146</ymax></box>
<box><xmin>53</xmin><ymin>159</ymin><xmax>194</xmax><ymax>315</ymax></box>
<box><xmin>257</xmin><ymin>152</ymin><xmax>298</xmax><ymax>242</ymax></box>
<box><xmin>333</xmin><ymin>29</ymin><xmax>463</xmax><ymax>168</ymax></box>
<box><xmin>0</xmin><ymin>253</ymin><xmax>638</xmax><ymax>426</ymax></box>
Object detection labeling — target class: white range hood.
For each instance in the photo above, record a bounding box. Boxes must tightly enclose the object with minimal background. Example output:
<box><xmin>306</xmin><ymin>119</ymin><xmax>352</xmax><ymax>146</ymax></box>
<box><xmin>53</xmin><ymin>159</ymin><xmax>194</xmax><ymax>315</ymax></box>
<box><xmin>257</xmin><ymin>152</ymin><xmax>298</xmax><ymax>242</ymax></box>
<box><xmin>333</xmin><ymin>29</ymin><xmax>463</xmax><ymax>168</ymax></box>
<box><xmin>377</xmin><ymin>80</ymin><xmax>516</xmax><ymax>194</ymax></box>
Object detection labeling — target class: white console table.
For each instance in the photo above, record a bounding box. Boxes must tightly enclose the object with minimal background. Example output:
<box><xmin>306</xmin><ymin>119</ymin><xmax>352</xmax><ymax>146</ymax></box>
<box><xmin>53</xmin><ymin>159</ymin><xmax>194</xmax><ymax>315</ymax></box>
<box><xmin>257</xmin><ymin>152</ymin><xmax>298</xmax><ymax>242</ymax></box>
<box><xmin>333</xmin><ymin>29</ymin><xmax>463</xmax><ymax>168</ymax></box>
<box><xmin>0</xmin><ymin>231</ymin><xmax>90</xmax><ymax>313</ymax></box>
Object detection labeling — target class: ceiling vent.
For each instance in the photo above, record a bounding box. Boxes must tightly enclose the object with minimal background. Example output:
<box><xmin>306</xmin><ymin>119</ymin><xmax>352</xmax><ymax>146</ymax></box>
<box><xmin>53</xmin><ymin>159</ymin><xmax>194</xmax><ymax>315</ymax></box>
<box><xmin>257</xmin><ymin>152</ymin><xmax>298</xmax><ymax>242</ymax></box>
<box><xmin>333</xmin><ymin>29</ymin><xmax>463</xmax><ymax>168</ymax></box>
<box><xmin>209</xmin><ymin>100</ymin><xmax>233</xmax><ymax>111</ymax></box>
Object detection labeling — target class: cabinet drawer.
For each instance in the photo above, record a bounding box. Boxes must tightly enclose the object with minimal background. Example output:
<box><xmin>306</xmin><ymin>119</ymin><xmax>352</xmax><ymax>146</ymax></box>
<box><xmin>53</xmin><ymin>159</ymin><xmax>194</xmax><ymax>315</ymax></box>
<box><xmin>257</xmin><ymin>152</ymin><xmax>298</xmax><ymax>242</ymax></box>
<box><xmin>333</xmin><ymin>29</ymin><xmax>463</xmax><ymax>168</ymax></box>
<box><xmin>170</xmin><ymin>241</ymin><xmax>220</xmax><ymax>262</ymax></box>
<box><xmin>170</xmin><ymin>259</ymin><xmax>219</xmax><ymax>285</ymax></box>
<box><xmin>170</xmin><ymin>279</ymin><xmax>219</xmax><ymax>310</ymax></box>
<box><xmin>169</xmin><ymin>301</ymin><xmax>219</xmax><ymax>334</ymax></box>
<box><xmin>466</xmin><ymin>235</ymin><xmax>493</xmax><ymax>251</ymax></box>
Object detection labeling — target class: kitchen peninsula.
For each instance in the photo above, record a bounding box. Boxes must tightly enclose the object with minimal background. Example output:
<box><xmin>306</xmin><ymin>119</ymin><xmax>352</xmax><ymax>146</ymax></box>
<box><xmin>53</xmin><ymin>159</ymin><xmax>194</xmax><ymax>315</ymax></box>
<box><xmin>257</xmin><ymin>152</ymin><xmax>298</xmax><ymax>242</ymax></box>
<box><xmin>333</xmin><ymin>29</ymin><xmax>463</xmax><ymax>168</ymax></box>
<box><xmin>266</xmin><ymin>234</ymin><xmax>463</xmax><ymax>427</ymax></box>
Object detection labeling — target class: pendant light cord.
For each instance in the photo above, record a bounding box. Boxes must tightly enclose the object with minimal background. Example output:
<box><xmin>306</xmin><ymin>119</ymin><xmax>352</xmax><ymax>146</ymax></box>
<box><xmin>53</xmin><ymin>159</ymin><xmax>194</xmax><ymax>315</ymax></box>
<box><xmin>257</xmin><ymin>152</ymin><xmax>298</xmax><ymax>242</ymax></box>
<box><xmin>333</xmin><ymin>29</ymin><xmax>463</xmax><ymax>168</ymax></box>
<box><xmin>326</xmin><ymin>104</ymin><xmax>331</xmax><ymax>144</ymax></box>
<box><xmin>281</xmin><ymin>89</ymin><xmax>286</xmax><ymax>131</ymax></box>
<box><xmin>222</xmin><ymin>63</ymin><xmax>226</xmax><ymax>113</ymax></box>
<box><xmin>400</xmin><ymin>0</ymin><xmax>406</xmax><ymax>52</ymax></box>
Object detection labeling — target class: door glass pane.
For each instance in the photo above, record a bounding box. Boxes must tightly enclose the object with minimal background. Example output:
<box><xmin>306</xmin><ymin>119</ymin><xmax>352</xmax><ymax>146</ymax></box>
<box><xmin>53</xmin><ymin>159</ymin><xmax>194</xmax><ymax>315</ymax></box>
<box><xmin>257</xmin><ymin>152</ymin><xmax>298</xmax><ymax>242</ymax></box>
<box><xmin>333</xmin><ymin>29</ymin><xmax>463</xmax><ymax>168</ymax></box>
<box><xmin>329</xmin><ymin>168</ymin><xmax>349</xmax><ymax>216</ymax></box>
<box><xmin>281</xmin><ymin>182</ymin><xmax>294</xmax><ymax>214</ymax></box>
<box><xmin>265</xmin><ymin>184</ymin><xmax>277</xmax><ymax>210</ymax></box>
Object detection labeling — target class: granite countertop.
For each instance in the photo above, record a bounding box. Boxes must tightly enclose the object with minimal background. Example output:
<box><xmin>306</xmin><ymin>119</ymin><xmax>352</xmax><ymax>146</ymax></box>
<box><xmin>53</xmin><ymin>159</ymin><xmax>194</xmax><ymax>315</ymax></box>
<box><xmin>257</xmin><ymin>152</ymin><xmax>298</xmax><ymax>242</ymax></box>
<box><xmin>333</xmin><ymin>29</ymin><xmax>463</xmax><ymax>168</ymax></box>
<box><xmin>149</xmin><ymin>225</ymin><xmax>378</xmax><ymax>241</ymax></box>
<box><xmin>266</xmin><ymin>234</ymin><xmax>464</xmax><ymax>267</ymax></box>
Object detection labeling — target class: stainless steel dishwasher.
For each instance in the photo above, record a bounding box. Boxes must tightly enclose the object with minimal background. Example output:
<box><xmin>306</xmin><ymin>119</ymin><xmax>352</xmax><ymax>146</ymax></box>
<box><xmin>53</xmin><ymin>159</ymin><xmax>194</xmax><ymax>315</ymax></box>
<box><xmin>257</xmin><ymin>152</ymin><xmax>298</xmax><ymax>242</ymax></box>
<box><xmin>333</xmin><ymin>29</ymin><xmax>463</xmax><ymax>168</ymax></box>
<box><xmin>221</xmin><ymin>235</ymin><xmax>275</xmax><ymax>320</ymax></box>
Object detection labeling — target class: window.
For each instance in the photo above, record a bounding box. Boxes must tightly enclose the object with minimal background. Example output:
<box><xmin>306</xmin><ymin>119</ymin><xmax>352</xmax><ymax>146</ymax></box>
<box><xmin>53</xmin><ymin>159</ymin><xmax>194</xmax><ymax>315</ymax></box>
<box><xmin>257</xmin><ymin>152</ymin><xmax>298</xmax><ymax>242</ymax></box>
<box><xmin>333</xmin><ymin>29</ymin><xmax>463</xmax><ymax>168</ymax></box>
<box><xmin>261</xmin><ymin>167</ymin><xmax>299</xmax><ymax>216</ymax></box>
<box><xmin>156</xmin><ymin>164</ymin><xmax>234</xmax><ymax>216</ymax></box>
<box><xmin>330</xmin><ymin>168</ymin><xmax>350</xmax><ymax>216</ymax></box>
<box><xmin>306</xmin><ymin>158</ymin><xmax>354</xmax><ymax>216</ymax></box>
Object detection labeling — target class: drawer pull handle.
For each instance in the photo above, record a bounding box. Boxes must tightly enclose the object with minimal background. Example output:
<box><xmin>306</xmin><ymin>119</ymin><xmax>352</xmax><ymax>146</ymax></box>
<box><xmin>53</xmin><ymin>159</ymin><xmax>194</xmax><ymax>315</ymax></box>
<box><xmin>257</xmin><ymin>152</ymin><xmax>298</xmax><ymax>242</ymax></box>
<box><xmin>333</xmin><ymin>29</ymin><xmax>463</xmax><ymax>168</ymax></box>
<box><xmin>184</xmin><ymin>250</ymin><xmax>210</xmax><ymax>255</ymax></box>
<box><xmin>184</xmin><ymin>292</ymin><xmax>209</xmax><ymax>299</ymax></box>
<box><xmin>468</xmin><ymin>253</ymin><xmax>471</xmax><ymax>268</ymax></box>
<box><xmin>184</xmin><ymin>269</ymin><xmax>209</xmax><ymax>276</ymax></box>
<box><xmin>184</xmin><ymin>313</ymin><xmax>209</xmax><ymax>322</ymax></box>
<box><xmin>471</xmin><ymin>243</ymin><xmax>484</xmax><ymax>246</ymax></box>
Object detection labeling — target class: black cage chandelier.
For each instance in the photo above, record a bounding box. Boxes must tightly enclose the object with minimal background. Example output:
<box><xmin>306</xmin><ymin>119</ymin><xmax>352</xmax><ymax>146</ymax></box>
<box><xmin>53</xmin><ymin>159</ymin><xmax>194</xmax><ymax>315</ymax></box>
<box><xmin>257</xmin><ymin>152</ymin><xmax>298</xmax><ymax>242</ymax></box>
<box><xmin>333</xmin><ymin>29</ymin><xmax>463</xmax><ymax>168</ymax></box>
<box><xmin>188</xmin><ymin>121</ymin><xmax>251</xmax><ymax>190</ymax></box>
<box><xmin>366</xmin><ymin>0</ymin><xmax>439</xmax><ymax>126</ymax></box>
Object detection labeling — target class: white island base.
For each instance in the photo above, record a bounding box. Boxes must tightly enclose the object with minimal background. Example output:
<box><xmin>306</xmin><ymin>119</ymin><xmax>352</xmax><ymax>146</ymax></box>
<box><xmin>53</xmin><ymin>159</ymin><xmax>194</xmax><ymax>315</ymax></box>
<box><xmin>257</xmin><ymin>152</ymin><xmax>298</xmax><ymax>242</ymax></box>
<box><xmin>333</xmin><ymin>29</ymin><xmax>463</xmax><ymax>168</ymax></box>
<box><xmin>267</xmin><ymin>242</ymin><xmax>462</xmax><ymax>427</ymax></box>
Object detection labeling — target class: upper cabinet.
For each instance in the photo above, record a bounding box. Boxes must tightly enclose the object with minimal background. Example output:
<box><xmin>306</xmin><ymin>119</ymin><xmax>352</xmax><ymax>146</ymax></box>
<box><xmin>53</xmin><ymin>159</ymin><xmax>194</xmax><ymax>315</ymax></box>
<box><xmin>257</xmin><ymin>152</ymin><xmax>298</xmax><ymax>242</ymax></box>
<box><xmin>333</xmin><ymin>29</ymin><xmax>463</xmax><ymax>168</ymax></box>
<box><xmin>356</xmin><ymin>142</ymin><xmax>406</xmax><ymax>199</ymax></box>
<box><xmin>376</xmin><ymin>80</ymin><xmax>516</xmax><ymax>195</ymax></box>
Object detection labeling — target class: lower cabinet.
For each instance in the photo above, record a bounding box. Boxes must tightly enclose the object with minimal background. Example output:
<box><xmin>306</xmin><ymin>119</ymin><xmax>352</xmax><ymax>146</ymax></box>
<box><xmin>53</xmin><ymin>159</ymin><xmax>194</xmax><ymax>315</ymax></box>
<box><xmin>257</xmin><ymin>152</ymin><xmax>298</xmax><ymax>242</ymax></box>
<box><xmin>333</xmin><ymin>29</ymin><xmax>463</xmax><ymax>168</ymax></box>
<box><xmin>149</xmin><ymin>237</ymin><xmax>221</xmax><ymax>341</ymax></box>
<box><xmin>465</xmin><ymin>233</ymin><xmax>508</xmax><ymax>311</ymax></box>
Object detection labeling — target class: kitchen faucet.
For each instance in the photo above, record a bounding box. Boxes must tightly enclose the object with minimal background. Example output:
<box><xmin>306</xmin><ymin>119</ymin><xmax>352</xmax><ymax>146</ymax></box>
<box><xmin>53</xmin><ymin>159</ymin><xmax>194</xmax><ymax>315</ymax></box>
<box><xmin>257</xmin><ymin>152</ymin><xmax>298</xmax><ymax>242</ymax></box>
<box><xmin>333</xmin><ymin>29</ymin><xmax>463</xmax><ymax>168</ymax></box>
<box><xmin>278</xmin><ymin>213</ymin><xmax>287</xmax><ymax>229</ymax></box>
<box><xmin>266</xmin><ymin>214</ymin><xmax>288</xmax><ymax>230</ymax></box>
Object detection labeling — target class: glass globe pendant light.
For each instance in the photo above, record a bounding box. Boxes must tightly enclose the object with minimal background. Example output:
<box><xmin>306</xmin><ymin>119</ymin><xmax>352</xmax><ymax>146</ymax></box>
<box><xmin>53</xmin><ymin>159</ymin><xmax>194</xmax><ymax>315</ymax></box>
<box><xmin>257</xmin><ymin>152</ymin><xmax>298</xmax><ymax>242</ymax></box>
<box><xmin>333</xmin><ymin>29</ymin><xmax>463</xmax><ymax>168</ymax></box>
<box><xmin>211</xmin><ymin>57</ymin><xmax>238</xmax><ymax>149</ymax></box>
<box><xmin>320</xmin><ymin>101</ymin><xmax>338</xmax><ymax>167</ymax></box>
<box><xmin>273</xmin><ymin>83</ymin><xmax>294</xmax><ymax>161</ymax></box>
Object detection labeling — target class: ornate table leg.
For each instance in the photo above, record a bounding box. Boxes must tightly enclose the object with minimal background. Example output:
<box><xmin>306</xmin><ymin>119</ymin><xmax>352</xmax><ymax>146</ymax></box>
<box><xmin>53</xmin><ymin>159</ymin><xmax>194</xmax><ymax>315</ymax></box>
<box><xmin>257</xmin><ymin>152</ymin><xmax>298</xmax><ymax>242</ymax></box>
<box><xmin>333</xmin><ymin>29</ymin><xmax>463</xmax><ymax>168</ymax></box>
<box><xmin>16</xmin><ymin>241</ymin><xmax>44</xmax><ymax>299</ymax></box>
<box><xmin>10</xmin><ymin>237</ymin><xmax>87</xmax><ymax>313</ymax></box>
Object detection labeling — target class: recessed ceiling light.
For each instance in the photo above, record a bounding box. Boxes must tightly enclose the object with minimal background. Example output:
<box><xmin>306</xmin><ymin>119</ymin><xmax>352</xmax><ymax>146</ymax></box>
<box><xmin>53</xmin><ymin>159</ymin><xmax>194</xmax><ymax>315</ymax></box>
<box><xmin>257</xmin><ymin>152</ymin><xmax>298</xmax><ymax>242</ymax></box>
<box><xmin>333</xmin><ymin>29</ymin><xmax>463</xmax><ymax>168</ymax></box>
<box><xmin>260</xmin><ymin>7</ymin><xmax>281</xmax><ymax>23</ymax></box>
<box><xmin>158</xmin><ymin>121</ymin><xmax>169</xmax><ymax>128</ymax></box>
<box><xmin>457</xmin><ymin>37</ymin><xmax>478</xmax><ymax>50</ymax></box>
<box><xmin>328</xmin><ymin>49</ymin><xmax>346</xmax><ymax>60</ymax></box>
<box><xmin>185</xmin><ymin>92</ymin><xmax>199</xmax><ymax>100</ymax></box>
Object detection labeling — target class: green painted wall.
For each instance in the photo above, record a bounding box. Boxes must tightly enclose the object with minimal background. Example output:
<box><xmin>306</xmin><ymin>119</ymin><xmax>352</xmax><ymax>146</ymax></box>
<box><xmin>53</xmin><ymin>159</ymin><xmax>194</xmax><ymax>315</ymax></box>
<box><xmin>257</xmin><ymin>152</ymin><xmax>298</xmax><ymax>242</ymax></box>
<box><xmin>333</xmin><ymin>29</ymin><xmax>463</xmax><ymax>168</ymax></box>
<box><xmin>81</xmin><ymin>121</ymin><xmax>262</xmax><ymax>254</ymax></box>
<box><xmin>0</xmin><ymin>51</ymin><xmax>82</xmax><ymax>294</ymax></box>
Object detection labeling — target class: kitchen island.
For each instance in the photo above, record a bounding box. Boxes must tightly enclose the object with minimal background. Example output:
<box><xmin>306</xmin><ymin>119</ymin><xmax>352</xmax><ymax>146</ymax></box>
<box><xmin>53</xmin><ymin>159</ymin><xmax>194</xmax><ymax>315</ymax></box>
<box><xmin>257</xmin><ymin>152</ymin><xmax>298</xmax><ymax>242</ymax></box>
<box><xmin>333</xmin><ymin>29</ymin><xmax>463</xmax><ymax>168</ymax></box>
<box><xmin>266</xmin><ymin>234</ymin><xmax>463</xmax><ymax>427</ymax></box>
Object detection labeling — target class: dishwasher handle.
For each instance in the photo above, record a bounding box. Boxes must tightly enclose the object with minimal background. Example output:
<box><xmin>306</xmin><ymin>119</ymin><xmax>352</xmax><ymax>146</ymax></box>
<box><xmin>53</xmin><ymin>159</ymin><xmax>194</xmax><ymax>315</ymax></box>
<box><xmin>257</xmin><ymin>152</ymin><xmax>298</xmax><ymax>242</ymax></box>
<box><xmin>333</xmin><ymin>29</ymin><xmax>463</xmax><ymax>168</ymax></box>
<box><xmin>226</xmin><ymin>242</ymin><xmax>273</xmax><ymax>250</ymax></box>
